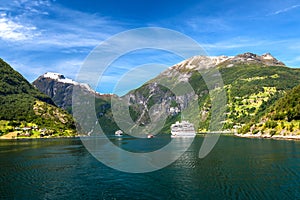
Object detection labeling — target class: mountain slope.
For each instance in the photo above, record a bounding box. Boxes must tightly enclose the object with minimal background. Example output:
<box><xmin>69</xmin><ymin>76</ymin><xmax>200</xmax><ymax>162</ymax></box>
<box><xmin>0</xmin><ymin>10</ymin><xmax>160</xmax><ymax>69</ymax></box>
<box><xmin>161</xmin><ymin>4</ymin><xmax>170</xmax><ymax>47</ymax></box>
<box><xmin>33</xmin><ymin>72</ymin><xmax>117</xmax><ymax>134</ymax></box>
<box><xmin>0</xmin><ymin>59</ymin><xmax>76</xmax><ymax>138</ymax></box>
<box><xmin>124</xmin><ymin>52</ymin><xmax>300</xmax><ymax>132</ymax></box>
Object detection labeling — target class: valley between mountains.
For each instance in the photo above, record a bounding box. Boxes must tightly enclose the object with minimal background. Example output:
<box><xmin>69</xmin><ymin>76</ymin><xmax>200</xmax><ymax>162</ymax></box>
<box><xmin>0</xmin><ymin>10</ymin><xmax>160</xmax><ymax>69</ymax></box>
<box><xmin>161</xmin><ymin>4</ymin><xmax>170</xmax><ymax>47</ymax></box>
<box><xmin>1</xmin><ymin>52</ymin><xmax>300</xmax><ymax>139</ymax></box>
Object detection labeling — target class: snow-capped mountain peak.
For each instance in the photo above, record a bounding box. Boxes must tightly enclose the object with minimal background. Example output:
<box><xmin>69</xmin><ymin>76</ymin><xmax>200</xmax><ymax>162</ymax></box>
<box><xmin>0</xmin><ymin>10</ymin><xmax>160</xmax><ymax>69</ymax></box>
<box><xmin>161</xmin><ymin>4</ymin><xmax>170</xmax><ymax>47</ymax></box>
<box><xmin>41</xmin><ymin>72</ymin><xmax>94</xmax><ymax>92</ymax></box>
<box><xmin>43</xmin><ymin>72</ymin><xmax>78</xmax><ymax>85</ymax></box>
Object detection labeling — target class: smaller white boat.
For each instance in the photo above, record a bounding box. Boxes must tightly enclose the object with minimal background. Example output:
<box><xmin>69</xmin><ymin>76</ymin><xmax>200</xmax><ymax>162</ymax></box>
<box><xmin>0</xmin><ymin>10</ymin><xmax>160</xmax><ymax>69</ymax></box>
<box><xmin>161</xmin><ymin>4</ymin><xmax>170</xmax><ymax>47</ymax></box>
<box><xmin>115</xmin><ymin>130</ymin><xmax>123</xmax><ymax>136</ymax></box>
<box><xmin>147</xmin><ymin>134</ymin><xmax>154</xmax><ymax>139</ymax></box>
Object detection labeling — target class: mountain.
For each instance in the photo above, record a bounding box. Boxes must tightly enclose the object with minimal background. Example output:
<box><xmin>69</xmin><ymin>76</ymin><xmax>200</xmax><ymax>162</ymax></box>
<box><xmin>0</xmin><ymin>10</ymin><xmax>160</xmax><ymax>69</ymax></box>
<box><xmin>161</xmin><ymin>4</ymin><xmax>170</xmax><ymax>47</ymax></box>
<box><xmin>33</xmin><ymin>72</ymin><xmax>113</xmax><ymax>112</ymax></box>
<box><xmin>33</xmin><ymin>72</ymin><xmax>117</xmax><ymax>133</ymax></box>
<box><xmin>124</xmin><ymin>52</ymin><xmax>300</xmax><ymax>133</ymax></box>
<box><xmin>0</xmin><ymin>59</ymin><xmax>77</xmax><ymax>138</ymax></box>
<box><xmin>33</xmin><ymin>52</ymin><xmax>300</xmax><ymax>135</ymax></box>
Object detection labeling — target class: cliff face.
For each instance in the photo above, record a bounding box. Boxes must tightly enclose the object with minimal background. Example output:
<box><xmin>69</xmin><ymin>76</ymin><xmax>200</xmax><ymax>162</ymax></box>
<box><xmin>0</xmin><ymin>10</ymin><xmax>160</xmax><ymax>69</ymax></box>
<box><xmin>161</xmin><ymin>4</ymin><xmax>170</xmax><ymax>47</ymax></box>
<box><xmin>33</xmin><ymin>72</ymin><xmax>113</xmax><ymax>113</ymax></box>
<box><xmin>33</xmin><ymin>77</ymin><xmax>73</xmax><ymax>111</ymax></box>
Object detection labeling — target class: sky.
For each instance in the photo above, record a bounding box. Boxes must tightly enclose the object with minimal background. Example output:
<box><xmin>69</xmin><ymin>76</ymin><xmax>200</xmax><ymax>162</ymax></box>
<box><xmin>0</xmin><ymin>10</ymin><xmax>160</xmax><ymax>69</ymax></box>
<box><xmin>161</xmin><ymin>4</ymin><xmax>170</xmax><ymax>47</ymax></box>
<box><xmin>1</xmin><ymin>0</ymin><xmax>300</xmax><ymax>94</ymax></box>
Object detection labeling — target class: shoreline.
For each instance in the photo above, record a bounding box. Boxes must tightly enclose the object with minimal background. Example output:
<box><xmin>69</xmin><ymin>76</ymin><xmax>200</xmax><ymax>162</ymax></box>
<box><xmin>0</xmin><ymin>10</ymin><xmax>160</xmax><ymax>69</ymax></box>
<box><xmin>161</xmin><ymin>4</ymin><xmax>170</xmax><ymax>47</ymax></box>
<box><xmin>1</xmin><ymin>132</ymin><xmax>300</xmax><ymax>141</ymax></box>
<box><xmin>0</xmin><ymin>133</ymin><xmax>80</xmax><ymax>140</ymax></box>
<box><xmin>234</xmin><ymin>133</ymin><xmax>300</xmax><ymax>141</ymax></box>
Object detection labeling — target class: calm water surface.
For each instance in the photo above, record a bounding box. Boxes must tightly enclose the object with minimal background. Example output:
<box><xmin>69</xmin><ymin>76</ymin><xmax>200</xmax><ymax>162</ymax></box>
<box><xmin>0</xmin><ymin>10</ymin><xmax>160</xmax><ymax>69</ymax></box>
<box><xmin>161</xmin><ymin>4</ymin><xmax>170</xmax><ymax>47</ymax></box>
<box><xmin>0</xmin><ymin>135</ymin><xmax>299</xmax><ymax>199</ymax></box>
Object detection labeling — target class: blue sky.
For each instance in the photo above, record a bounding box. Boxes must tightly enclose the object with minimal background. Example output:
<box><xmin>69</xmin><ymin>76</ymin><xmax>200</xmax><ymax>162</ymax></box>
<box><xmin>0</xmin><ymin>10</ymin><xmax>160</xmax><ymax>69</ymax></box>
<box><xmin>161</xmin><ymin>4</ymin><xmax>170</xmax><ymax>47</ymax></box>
<box><xmin>1</xmin><ymin>0</ymin><xmax>300</xmax><ymax>94</ymax></box>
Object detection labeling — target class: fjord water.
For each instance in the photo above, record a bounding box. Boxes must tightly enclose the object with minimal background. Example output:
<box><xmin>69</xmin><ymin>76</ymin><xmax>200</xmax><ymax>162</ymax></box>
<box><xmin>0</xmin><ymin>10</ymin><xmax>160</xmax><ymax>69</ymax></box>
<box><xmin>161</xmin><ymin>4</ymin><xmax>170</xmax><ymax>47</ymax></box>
<box><xmin>0</xmin><ymin>136</ymin><xmax>299</xmax><ymax>199</ymax></box>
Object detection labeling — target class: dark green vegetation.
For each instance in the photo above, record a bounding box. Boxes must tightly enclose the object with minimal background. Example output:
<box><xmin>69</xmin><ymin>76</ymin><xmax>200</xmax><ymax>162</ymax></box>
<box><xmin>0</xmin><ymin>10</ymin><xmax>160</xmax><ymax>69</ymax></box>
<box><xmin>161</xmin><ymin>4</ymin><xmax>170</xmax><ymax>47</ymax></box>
<box><xmin>270</xmin><ymin>84</ymin><xmax>300</xmax><ymax>121</ymax></box>
<box><xmin>0</xmin><ymin>59</ymin><xmax>76</xmax><ymax>137</ymax></box>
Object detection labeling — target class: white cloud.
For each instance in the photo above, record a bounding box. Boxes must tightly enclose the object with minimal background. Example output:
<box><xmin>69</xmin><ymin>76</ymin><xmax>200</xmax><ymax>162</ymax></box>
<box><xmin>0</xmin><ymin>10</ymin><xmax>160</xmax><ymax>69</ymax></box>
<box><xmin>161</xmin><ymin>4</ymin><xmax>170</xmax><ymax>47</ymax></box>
<box><xmin>0</xmin><ymin>0</ymin><xmax>123</xmax><ymax>49</ymax></box>
<box><xmin>0</xmin><ymin>13</ymin><xmax>40</xmax><ymax>41</ymax></box>
<box><xmin>269</xmin><ymin>4</ymin><xmax>300</xmax><ymax>16</ymax></box>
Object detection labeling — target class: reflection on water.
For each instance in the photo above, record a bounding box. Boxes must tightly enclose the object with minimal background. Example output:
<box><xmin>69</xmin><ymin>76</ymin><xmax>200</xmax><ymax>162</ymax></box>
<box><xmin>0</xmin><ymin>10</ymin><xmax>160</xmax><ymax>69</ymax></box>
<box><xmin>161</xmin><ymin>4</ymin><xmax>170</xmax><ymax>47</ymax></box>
<box><xmin>0</xmin><ymin>136</ymin><xmax>300</xmax><ymax>199</ymax></box>
<box><xmin>81</xmin><ymin>134</ymin><xmax>194</xmax><ymax>173</ymax></box>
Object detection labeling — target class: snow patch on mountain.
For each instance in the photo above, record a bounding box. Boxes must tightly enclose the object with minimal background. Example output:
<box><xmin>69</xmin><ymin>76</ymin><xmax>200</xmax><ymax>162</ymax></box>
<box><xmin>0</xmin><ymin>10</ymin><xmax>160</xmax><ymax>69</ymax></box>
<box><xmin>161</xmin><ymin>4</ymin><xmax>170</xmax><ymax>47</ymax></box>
<box><xmin>42</xmin><ymin>72</ymin><xmax>94</xmax><ymax>92</ymax></box>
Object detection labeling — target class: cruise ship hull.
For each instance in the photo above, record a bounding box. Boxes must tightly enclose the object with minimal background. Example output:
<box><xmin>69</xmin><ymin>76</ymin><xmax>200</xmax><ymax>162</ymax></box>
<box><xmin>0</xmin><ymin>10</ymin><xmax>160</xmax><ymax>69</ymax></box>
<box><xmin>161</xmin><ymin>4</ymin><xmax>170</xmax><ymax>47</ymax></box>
<box><xmin>171</xmin><ymin>131</ymin><xmax>196</xmax><ymax>138</ymax></box>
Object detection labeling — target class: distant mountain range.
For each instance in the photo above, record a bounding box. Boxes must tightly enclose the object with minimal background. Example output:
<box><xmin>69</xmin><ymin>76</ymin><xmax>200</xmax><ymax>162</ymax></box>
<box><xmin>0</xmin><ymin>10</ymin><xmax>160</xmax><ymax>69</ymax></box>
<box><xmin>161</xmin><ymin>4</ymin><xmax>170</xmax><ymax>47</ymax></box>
<box><xmin>31</xmin><ymin>52</ymin><xmax>300</xmax><ymax>136</ymax></box>
<box><xmin>0</xmin><ymin>52</ymin><xmax>299</xmax><ymax>138</ymax></box>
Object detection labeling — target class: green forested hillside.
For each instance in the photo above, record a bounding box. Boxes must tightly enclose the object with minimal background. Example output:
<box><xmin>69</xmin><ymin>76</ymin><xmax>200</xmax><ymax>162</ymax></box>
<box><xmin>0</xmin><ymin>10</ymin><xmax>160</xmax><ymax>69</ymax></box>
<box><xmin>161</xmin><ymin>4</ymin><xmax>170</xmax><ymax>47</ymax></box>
<box><xmin>269</xmin><ymin>84</ymin><xmax>300</xmax><ymax>121</ymax></box>
<box><xmin>0</xmin><ymin>59</ymin><xmax>76</xmax><ymax>138</ymax></box>
<box><xmin>217</xmin><ymin>64</ymin><xmax>300</xmax><ymax>128</ymax></box>
<box><xmin>239</xmin><ymin>84</ymin><xmax>300</xmax><ymax>136</ymax></box>
<box><xmin>0</xmin><ymin>59</ymin><xmax>53</xmax><ymax>103</ymax></box>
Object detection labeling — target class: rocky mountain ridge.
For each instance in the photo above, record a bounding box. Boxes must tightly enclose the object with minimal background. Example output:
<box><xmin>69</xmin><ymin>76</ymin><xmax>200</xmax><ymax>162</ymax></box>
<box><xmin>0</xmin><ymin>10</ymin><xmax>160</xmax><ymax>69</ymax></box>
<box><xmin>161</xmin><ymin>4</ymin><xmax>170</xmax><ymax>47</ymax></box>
<box><xmin>33</xmin><ymin>72</ymin><xmax>113</xmax><ymax>112</ymax></box>
<box><xmin>165</xmin><ymin>52</ymin><xmax>284</xmax><ymax>72</ymax></box>
<box><xmin>231</xmin><ymin>52</ymin><xmax>285</xmax><ymax>66</ymax></box>
<box><xmin>158</xmin><ymin>52</ymin><xmax>285</xmax><ymax>84</ymax></box>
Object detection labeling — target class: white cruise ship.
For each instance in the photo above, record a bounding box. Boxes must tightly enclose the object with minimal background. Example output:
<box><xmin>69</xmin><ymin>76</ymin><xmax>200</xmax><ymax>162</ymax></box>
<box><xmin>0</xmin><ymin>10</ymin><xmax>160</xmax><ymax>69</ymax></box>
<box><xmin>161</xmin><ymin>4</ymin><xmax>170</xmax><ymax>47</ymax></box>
<box><xmin>171</xmin><ymin>121</ymin><xmax>196</xmax><ymax>138</ymax></box>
